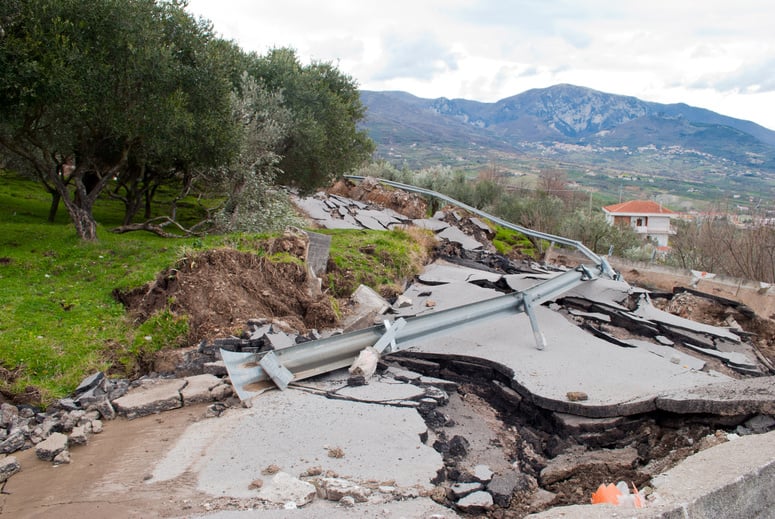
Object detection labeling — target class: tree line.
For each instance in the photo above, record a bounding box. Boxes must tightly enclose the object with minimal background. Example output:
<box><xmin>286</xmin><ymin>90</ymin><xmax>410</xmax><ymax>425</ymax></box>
<box><xmin>0</xmin><ymin>0</ymin><xmax>373</xmax><ymax>240</ymax></box>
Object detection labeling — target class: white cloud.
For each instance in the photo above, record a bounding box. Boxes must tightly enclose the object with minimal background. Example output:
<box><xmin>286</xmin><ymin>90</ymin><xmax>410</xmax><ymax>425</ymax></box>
<box><xmin>186</xmin><ymin>0</ymin><xmax>775</xmax><ymax>130</ymax></box>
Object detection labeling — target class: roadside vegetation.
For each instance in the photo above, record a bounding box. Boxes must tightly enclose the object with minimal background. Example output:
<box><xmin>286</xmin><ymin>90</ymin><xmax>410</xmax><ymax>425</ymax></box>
<box><xmin>0</xmin><ymin>171</ymin><xmax>434</xmax><ymax>403</ymax></box>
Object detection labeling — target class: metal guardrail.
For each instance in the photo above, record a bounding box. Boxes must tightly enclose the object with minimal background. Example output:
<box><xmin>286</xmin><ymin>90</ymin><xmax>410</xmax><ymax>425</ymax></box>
<box><xmin>223</xmin><ymin>265</ymin><xmax>599</xmax><ymax>401</ymax></box>
<box><xmin>222</xmin><ymin>178</ymin><xmax>620</xmax><ymax>400</ymax></box>
<box><xmin>343</xmin><ymin>175</ymin><xmax>618</xmax><ymax>280</ymax></box>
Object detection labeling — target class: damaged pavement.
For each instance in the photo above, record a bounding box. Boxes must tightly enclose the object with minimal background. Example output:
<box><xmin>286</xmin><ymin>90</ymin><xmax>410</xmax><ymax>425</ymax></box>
<box><xmin>3</xmin><ymin>177</ymin><xmax>775</xmax><ymax>518</ymax></box>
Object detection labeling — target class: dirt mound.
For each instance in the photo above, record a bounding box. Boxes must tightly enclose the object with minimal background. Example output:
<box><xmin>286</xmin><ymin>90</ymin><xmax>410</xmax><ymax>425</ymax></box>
<box><xmin>115</xmin><ymin>247</ymin><xmax>338</xmax><ymax>344</ymax></box>
<box><xmin>328</xmin><ymin>177</ymin><xmax>428</xmax><ymax>219</ymax></box>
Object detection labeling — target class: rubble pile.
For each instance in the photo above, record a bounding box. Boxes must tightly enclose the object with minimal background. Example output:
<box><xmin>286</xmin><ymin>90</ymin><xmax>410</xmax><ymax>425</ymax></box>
<box><xmin>0</xmin><ymin>370</ymin><xmax>235</xmax><ymax>472</ymax></box>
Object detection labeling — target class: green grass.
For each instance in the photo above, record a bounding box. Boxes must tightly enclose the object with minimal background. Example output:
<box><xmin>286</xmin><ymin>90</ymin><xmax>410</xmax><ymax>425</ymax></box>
<box><xmin>0</xmin><ymin>172</ymin><xmax>228</xmax><ymax>402</ymax></box>
<box><xmin>491</xmin><ymin>225</ymin><xmax>538</xmax><ymax>258</ymax></box>
<box><xmin>320</xmin><ymin>228</ymin><xmax>432</xmax><ymax>298</ymax></box>
<box><xmin>0</xmin><ymin>172</ymin><xmax>434</xmax><ymax>404</ymax></box>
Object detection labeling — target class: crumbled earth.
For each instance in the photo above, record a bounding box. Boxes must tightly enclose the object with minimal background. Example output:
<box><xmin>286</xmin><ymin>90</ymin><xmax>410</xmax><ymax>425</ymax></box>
<box><xmin>114</xmin><ymin>234</ymin><xmax>338</xmax><ymax>345</ymax></box>
<box><xmin>328</xmin><ymin>177</ymin><xmax>428</xmax><ymax>219</ymax></box>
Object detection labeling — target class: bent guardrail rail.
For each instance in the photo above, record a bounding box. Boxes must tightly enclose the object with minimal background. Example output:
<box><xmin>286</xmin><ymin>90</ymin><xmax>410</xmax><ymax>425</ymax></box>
<box><xmin>223</xmin><ymin>178</ymin><xmax>619</xmax><ymax>400</ymax></box>
<box><xmin>343</xmin><ymin>175</ymin><xmax>618</xmax><ymax>280</ymax></box>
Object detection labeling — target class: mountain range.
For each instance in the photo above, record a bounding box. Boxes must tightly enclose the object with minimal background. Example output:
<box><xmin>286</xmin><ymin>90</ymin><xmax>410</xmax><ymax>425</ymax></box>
<box><xmin>358</xmin><ymin>84</ymin><xmax>775</xmax><ymax>199</ymax></box>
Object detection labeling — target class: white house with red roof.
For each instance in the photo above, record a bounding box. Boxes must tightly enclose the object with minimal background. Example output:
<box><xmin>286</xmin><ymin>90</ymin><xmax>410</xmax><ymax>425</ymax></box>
<box><xmin>602</xmin><ymin>200</ymin><xmax>676</xmax><ymax>248</ymax></box>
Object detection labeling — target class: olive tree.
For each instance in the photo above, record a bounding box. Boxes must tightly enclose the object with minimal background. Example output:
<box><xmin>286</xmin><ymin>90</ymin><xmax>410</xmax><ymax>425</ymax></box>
<box><xmin>0</xmin><ymin>0</ymin><xmax>237</xmax><ymax>239</ymax></box>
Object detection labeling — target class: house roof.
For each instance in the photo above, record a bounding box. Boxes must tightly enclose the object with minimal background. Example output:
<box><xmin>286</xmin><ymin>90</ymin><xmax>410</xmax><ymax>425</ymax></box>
<box><xmin>602</xmin><ymin>200</ymin><xmax>675</xmax><ymax>215</ymax></box>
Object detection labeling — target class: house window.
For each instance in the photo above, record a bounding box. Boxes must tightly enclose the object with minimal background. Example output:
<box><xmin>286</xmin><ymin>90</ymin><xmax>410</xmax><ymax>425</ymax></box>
<box><xmin>636</xmin><ymin>218</ymin><xmax>643</xmax><ymax>227</ymax></box>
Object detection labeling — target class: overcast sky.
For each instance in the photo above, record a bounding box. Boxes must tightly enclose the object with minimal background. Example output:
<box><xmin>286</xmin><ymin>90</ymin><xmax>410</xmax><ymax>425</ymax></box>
<box><xmin>186</xmin><ymin>0</ymin><xmax>775</xmax><ymax>131</ymax></box>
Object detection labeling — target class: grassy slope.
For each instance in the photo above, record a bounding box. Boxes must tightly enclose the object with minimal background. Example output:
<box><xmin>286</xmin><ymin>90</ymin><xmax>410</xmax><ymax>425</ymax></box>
<box><xmin>0</xmin><ymin>172</ymin><xmax>430</xmax><ymax>404</ymax></box>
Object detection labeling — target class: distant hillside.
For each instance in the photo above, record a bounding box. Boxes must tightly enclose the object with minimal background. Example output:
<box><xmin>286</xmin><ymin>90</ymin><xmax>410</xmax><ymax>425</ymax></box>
<box><xmin>358</xmin><ymin>85</ymin><xmax>775</xmax><ymax>188</ymax></box>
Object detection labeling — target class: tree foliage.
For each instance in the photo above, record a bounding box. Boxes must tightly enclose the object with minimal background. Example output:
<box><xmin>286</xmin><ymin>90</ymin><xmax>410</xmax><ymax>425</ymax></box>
<box><xmin>0</xmin><ymin>0</ymin><xmax>238</xmax><ymax>239</ymax></box>
<box><xmin>211</xmin><ymin>74</ymin><xmax>301</xmax><ymax>233</ymax></box>
<box><xmin>248</xmin><ymin>48</ymin><xmax>375</xmax><ymax>192</ymax></box>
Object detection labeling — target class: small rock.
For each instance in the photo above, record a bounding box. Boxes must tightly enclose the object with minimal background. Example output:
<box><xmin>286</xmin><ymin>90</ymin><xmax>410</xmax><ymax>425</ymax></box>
<box><xmin>69</xmin><ymin>425</ymin><xmax>89</xmax><ymax>446</ymax></box>
<box><xmin>395</xmin><ymin>295</ymin><xmax>413</xmax><ymax>308</ymax></box>
<box><xmin>487</xmin><ymin>471</ymin><xmax>521</xmax><ymax>507</ymax></box>
<box><xmin>35</xmin><ymin>432</ymin><xmax>68</xmax><ymax>461</ymax></box>
<box><xmin>0</xmin><ymin>403</ymin><xmax>19</xmax><ymax>428</ymax></box>
<box><xmin>0</xmin><ymin>430</ymin><xmax>26</xmax><ymax>454</ymax></box>
<box><xmin>744</xmin><ymin>414</ymin><xmax>775</xmax><ymax>434</ymax></box>
<box><xmin>315</xmin><ymin>477</ymin><xmax>371</xmax><ymax>502</ymax></box>
<box><xmin>74</xmin><ymin>372</ymin><xmax>105</xmax><ymax>395</ymax></box>
<box><xmin>566</xmin><ymin>391</ymin><xmax>588</xmax><ymax>402</ymax></box>
<box><xmin>93</xmin><ymin>399</ymin><xmax>116</xmax><ymax>421</ymax></box>
<box><xmin>473</xmin><ymin>464</ymin><xmax>493</xmax><ymax>483</ymax></box>
<box><xmin>327</xmin><ymin>446</ymin><xmax>345</xmax><ymax>458</ymax></box>
<box><xmin>456</xmin><ymin>490</ymin><xmax>493</xmax><ymax>512</ymax></box>
<box><xmin>53</xmin><ymin>449</ymin><xmax>71</xmax><ymax>464</ymax></box>
<box><xmin>210</xmin><ymin>383</ymin><xmax>232</xmax><ymax>401</ymax></box>
<box><xmin>249</xmin><ymin>479</ymin><xmax>264</xmax><ymax>490</ymax></box>
<box><xmin>338</xmin><ymin>495</ymin><xmax>356</xmax><ymax>507</ymax></box>
<box><xmin>91</xmin><ymin>419</ymin><xmax>104</xmax><ymax>434</ymax></box>
<box><xmin>262</xmin><ymin>464</ymin><xmax>281</xmax><ymax>475</ymax></box>
<box><xmin>257</xmin><ymin>471</ymin><xmax>316</xmax><ymax>507</ymax></box>
<box><xmin>529</xmin><ymin>488</ymin><xmax>557</xmax><ymax>512</ymax></box>
<box><xmin>301</xmin><ymin>466</ymin><xmax>323</xmax><ymax>477</ymax></box>
<box><xmin>448</xmin><ymin>435</ymin><xmax>469</xmax><ymax>457</ymax></box>
<box><xmin>451</xmin><ymin>482</ymin><xmax>483</xmax><ymax>498</ymax></box>
<box><xmin>0</xmin><ymin>456</ymin><xmax>21</xmax><ymax>482</ymax></box>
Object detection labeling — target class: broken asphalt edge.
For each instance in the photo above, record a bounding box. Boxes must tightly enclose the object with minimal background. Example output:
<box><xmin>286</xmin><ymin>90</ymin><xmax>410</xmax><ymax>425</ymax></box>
<box><xmin>396</xmin><ymin>351</ymin><xmax>775</xmax><ymax>419</ymax></box>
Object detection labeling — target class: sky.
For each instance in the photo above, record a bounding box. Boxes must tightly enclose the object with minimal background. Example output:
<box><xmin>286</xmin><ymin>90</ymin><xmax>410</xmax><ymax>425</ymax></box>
<box><xmin>186</xmin><ymin>0</ymin><xmax>775</xmax><ymax>131</ymax></box>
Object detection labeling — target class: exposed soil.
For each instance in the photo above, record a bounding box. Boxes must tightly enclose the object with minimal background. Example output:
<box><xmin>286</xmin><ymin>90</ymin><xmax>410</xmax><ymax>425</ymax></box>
<box><xmin>328</xmin><ymin>177</ymin><xmax>428</xmax><ymax>219</ymax></box>
<box><xmin>114</xmin><ymin>234</ymin><xmax>338</xmax><ymax>346</ymax></box>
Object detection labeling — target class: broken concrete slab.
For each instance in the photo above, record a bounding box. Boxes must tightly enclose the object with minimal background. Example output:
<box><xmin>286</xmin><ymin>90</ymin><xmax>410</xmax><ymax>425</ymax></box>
<box><xmin>35</xmin><ymin>432</ymin><xmax>68</xmax><ymax>461</ymax></box>
<box><xmin>112</xmin><ymin>378</ymin><xmax>185</xmax><ymax>419</ymax></box>
<box><xmin>451</xmin><ymin>481</ymin><xmax>483</xmax><ymax>498</ymax></box>
<box><xmin>412</xmin><ymin>218</ymin><xmax>449</xmax><ymax>232</ymax></box>
<box><xmin>683</xmin><ymin>343</ymin><xmax>757</xmax><ymax>369</ymax></box>
<box><xmin>148</xmin><ymin>389</ymin><xmax>443</xmax><ymax>499</ymax></box>
<box><xmin>438</xmin><ymin>226</ymin><xmax>483</xmax><ymax>251</ymax></box>
<box><xmin>0</xmin><ymin>456</ymin><xmax>20</xmax><ymax>483</ymax></box>
<box><xmin>418</xmin><ymin>260</ymin><xmax>503</xmax><ymax>285</ymax></box>
<box><xmin>293</xmin><ymin>197</ymin><xmax>333</xmax><ymax>221</ymax></box>
<box><xmin>335</xmin><ymin>377</ymin><xmax>428</xmax><ymax>403</ymax></box>
<box><xmin>456</xmin><ymin>490</ymin><xmax>494</xmax><ymax>512</ymax></box>
<box><xmin>342</xmin><ymin>284</ymin><xmax>390</xmax><ymax>331</ymax></box>
<box><xmin>504</xmin><ymin>274</ymin><xmax>558</xmax><ymax>293</ymax></box>
<box><xmin>633</xmin><ymin>295</ymin><xmax>741</xmax><ymax>342</ymax></box>
<box><xmin>306</xmin><ymin>232</ymin><xmax>332</xmax><ymax>277</ymax></box>
<box><xmin>392</xmin><ymin>281</ymin><xmax>500</xmax><ymax>317</ymax></box>
<box><xmin>257</xmin><ymin>471</ymin><xmax>317</xmax><ymax>507</ymax></box>
<box><xmin>655</xmin><ymin>376</ymin><xmax>775</xmax><ymax>415</ymax></box>
<box><xmin>180</xmin><ymin>374</ymin><xmax>224</xmax><ymax>405</ymax></box>
<box><xmin>401</xmin><ymin>305</ymin><xmax>734</xmax><ymax>418</ymax></box>
<box><xmin>562</xmin><ymin>277</ymin><xmax>637</xmax><ymax>309</ymax></box>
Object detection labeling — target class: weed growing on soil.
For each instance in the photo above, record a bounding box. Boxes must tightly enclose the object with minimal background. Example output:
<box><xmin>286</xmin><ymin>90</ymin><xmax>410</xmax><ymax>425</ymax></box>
<box><xmin>492</xmin><ymin>225</ymin><xmax>538</xmax><ymax>258</ymax></box>
<box><xmin>320</xmin><ymin>228</ymin><xmax>433</xmax><ymax>298</ymax></box>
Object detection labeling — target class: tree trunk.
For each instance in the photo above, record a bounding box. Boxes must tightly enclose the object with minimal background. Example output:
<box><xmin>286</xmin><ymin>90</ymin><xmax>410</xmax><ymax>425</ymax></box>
<box><xmin>47</xmin><ymin>191</ymin><xmax>61</xmax><ymax>223</ymax></box>
<box><xmin>67</xmin><ymin>202</ymin><xmax>98</xmax><ymax>241</ymax></box>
